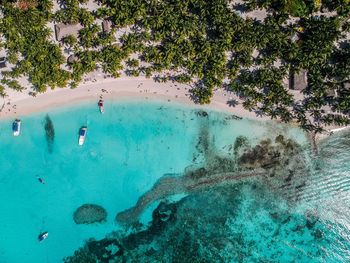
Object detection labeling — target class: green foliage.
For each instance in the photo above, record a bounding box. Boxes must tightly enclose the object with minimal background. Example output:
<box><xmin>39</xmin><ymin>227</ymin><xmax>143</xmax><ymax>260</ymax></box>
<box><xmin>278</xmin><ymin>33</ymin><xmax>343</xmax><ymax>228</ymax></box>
<box><xmin>100</xmin><ymin>45</ymin><xmax>127</xmax><ymax>76</ymax></box>
<box><xmin>0</xmin><ymin>85</ymin><xmax>6</xmax><ymax>97</ymax></box>
<box><xmin>37</xmin><ymin>0</ymin><xmax>54</xmax><ymax>14</ymax></box>
<box><xmin>79</xmin><ymin>24</ymin><xmax>100</xmax><ymax>48</ymax></box>
<box><xmin>126</xmin><ymin>58</ymin><xmax>139</xmax><ymax>68</ymax></box>
<box><xmin>62</xmin><ymin>35</ymin><xmax>78</xmax><ymax>47</ymax></box>
<box><xmin>79</xmin><ymin>8</ymin><xmax>95</xmax><ymax>26</ymax></box>
<box><xmin>98</xmin><ymin>0</ymin><xmax>147</xmax><ymax>27</ymax></box>
<box><xmin>175</xmin><ymin>74</ymin><xmax>192</xmax><ymax>84</ymax></box>
<box><xmin>190</xmin><ymin>86</ymin><xmax>213</xmax><ymax>105</ymax></box>
<box><xmin>126</xmin><ymin>69</ymin><xmax>140</xmax><ymax>77</ymax></box>
<box><xmin>1</xmin><ymin>78</ymin><xmax>23</xmax><ymax>91</ymax></box>
<box><xmin>0</xmin><ymin>4</ymin><xmax>70</xmax><ymax>91</ymax></box>
<box><xmin>321</xmin><ymin>0</ymin><xmax>350</xmax><ymax>15</ymax></box>
<box><xmin>0</xmin><ymin>0</ymin><xmax>349</xmax><ymax>130</ymax></box>
<box><xmin>94</xmin><ymin>32</ymin><xmax>116</xmax><ymax>46</ymax></box>
<box><xmin>244</xmin><ymin>0</ymin><xmax>314</xmax><ymax>16</ymax></box>
<box><xmin>140</xmin><ymin>67</ymin><xmax>153</xmax><ymax>78</ymax></box>
<box><xmin>283</xmin><ymin>0</ymin><xmax>312</xmax><ymax>16</ymax></box>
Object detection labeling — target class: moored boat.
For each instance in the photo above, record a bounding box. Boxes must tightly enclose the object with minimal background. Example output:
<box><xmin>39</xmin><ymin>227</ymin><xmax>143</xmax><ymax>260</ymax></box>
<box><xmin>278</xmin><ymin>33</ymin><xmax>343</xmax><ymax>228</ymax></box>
<box><xmin>38</xmin><ymin>232</ymin><xmax>48</xmax><ymax>242</ymax></box>
<box><xmin>98</xmin><ymin>99</ymin><xmax>104</xmax><ymax>113</ymax></box>
<box><xmin>78</xmin><ymin>127</ymin><xmax>87</xmax><ymax>146</ymax></box>
<box><xmin>12</xmin><ymin>119</ymin><xmax>21</xmax><ymax>136</ymax></box>
<box><xmin>37</xmin><ymin>177</ymin><xmax>45</xmax><ymax>184</ymax></box>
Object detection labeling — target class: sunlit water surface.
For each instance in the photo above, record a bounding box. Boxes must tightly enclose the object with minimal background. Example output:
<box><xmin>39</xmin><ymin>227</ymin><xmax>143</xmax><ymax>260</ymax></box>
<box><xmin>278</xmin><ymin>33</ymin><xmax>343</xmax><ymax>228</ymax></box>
<box><xmin>0</xmin><ymin>100</ymin><xmax>349</xmax><ymax>262</ymax></box>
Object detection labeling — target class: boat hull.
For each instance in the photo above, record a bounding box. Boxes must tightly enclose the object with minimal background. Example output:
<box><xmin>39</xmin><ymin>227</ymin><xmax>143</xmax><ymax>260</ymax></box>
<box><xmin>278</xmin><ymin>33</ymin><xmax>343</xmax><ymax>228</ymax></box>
<box><xmin>38</xmin><ymin>232</ymin><xmax>48</xmax><ymax>242</ymax></box>
<box><xmin>78</xmin><ymin>127</ymin><xmax>87</xmax><ymax>146</ymax></box>
<box><xmin>13</xmin><ymin>120</ymin><xmax>21</xmax><ymax>136</ymax></box>
<box><xmin>78</xmin><ymin>137</ymin><xmax>85</xmax><ymax>145</ymax></box>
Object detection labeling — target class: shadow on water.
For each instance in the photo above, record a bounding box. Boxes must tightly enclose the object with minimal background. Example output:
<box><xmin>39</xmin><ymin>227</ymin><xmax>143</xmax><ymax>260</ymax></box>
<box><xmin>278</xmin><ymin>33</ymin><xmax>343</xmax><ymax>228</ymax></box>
<box><xmin>44</xmin><ymin>114</ymin><xmax>55</xmax><ymax>153</ymax></box>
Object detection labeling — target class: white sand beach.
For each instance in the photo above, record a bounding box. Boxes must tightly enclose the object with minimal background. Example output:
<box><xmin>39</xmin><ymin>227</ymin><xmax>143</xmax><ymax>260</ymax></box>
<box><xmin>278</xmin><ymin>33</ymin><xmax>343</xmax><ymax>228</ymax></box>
<box><xmin>0</xmin><ymin>76</ymin><xmax>270</xmax><ymax>120</ymax></box>
<box><xmin>0</xmin><ymin>75</ymin><xmax>348</xmax><ymax>141</ymax></box>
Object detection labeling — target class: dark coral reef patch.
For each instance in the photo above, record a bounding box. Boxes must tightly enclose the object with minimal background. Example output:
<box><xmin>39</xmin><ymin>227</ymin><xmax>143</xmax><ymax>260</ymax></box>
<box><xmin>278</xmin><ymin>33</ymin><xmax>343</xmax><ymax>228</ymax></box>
<box><xmin>73</xmin><ymin>204</ymin><xmax>107</xmax><ymax>225</ymax></box>
<box><xmin>116</xmin><ymin>130</ymin><xmax>309</xmax><ymax>225</ymax></box>
<box><xmin>44</xmin><ymin>114</ymin><xmax>55</xmax><ymax>153</ymax></box>
<box><xmin>65</xmin><ymin>115</ymin><xmax>319</xmax><ymax>262</ymax></box>
<box><xmin>65</xmin><ymin>182</ymin><xmax>330</xmax><ymax>262</ymax></box>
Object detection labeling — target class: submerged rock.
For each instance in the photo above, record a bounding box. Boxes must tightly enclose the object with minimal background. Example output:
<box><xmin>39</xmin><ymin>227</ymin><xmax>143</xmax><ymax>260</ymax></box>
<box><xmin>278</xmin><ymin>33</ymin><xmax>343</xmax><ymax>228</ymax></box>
<box><xmin>233</xmin><ymin>135</ymin><xmax>249</xmax><ymax>155</ymax></box>
<box><xmin>196</xmin><ymin>110</ymin><xmax>208</xmax><ymax>117</ymax></box>
<box><xmin>44</xmin><ymin>115</ymin><xmax>55</xmax><ymax>153</ymax></box>
<box><xmin>115</xmin><ymin>134</ymin><xmax>308</xmax><ymax>225</ymax></box>
<box><xmin>73</xmin><ymin>204</ymin><xmax>107</xmax><ymax>224</ymax></box>
<box><xmin>120</xmin><ymin>202</ymin><xmax>177</xmax><ymax>250</ymax></box>
<box><xmin>63</xmin><ymin>238</ymin><xmax>123</xmax><ymax>263</ymax></box>
<box><xmin>312</xmin><ymin>229</ymin><xmax>323</xmax><ymax>239</ymax></box>
<box><xmin>87</xmin><ymin>238</ymin><xmax>123</xmax><ymax>261</ymax></box>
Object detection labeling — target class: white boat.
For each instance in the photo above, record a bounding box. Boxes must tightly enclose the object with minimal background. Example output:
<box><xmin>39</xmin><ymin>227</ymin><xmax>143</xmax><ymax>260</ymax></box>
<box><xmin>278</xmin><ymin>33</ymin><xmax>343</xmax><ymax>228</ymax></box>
<box><xmin>98</xmin><ymin>100</ymin><xmax>104</xmax><ymax>114</ymax></box>
<box><xmin>12</xmin><ymin>119</ymin><xmax>21</xmax><ymax>136</ymax></box>
<box><xmin>78</xmin><ymin>127</ymin><xmax>87</xmax><ymax>146</ymax></box>
<box><xmin>38</xmin><ymin>232</ymin><xmax>48</xmax><ymax>242</ymax></box>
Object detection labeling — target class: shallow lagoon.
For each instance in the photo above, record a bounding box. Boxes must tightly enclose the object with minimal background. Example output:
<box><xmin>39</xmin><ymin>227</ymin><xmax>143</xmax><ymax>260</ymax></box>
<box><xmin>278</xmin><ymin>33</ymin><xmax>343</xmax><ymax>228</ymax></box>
<box><xmin>0</xmin><ymin>100</ymin><xmax>349</xmax><ymax>262</ymax></box>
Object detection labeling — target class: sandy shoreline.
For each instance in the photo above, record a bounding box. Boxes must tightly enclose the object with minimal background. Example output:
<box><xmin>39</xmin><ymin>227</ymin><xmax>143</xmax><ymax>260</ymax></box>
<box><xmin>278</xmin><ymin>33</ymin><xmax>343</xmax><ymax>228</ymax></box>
<box><xmin>0</xmin><ymin>76</ymin><xmax>269</xmax><ymax>120</ymax></box>
<box><xmin>1</xmin><ymin>76</ymin><xmax>349</xmax><ymax>142</ymax></box>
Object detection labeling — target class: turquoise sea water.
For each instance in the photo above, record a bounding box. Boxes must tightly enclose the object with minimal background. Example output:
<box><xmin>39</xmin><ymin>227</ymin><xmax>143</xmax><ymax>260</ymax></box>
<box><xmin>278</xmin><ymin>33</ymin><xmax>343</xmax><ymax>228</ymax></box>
<box><xmin>0</xmin><ymin>100</ymin><xmax>349</xmax><ymax>262</ymax></box>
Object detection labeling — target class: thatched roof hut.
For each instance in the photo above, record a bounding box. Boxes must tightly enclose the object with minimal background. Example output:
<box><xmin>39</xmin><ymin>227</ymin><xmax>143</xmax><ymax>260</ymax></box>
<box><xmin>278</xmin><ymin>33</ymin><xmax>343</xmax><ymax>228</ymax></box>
<box><xmin>326</xmin><ymin>88</ymin><xmax>336</xmax><ymax>97</ymax></box>
<box><xmin>102</xmin><ymin>20</ymin><xmax>112</xmax><ymax>33</ymax></box>
<box><xmin>0</xmin><ymin>57</ymin><xmax>6</xmax><ymax>68</ymax></box>
<box><xmin>289</xmin><ymin>69</ymin><xmax>308</xmax><ymax>91</ymax></box>
<box><xmin>55</xmin><ymin>23</ymin><xmax>83</xmax><ymax>41</ymax></box>
<box><xmin>344</xmin><ymin>82</ymin><xmax>350</xmax><ymax>90</ymax></box>
<box><xmin>67</xmin><ymin>55</ymin><xmax>78</xmax><ymax>64</ymax></box>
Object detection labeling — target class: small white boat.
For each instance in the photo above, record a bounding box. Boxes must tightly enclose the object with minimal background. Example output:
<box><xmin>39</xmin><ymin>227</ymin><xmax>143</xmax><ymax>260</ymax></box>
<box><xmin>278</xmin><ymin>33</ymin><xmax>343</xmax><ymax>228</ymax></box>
<box><xmin>12</xmin><ymin>119</ymin><xmax>21</xmax><ymax>136</ymax></box>
<box><xmin>38</xmin><ymin>232</ymin><xmax>48</xmax><ymax>242</ymax></box>
<box><xmin>78</xmin><ymin>127</ymin><xmax>87</xmax><ymax>146</ymax></box>
<box><xmin>98</xmin><ymin>100</ymin><xmax>104</xmax><ymax>114</ymax></box>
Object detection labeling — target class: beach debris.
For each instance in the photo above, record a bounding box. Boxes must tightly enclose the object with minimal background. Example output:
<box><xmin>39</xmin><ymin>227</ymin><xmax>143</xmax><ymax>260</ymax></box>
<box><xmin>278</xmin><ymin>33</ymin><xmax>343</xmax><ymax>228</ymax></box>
<box><xmin>73</xmin><ymin>204</ymin><xmax>107</xmax><ymax>224</ymax></box>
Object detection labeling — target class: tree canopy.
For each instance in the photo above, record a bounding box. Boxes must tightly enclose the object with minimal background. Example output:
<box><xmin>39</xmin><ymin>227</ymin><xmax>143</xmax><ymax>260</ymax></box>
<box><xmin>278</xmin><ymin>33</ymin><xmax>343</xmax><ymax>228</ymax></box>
<box><xmin>0</xmin><ymin>0</ymin><xmax>350</xmax><ymax>130</ymax></box>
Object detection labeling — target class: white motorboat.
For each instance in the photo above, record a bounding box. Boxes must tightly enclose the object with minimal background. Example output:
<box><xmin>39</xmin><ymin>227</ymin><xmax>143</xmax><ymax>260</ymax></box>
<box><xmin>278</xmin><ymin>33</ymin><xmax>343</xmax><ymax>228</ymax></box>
<box><xmin>98</xmin><ymin>99</ymin><xmax>104</xmax><ymax>114</ymax></box>
<box><xmin>12</xmin><ymin>119</ymin><xmax>21</xmax><ymax>136</ymax></box>
<box><xmin>78</xmin><ymin>127</ymin><xmax>87</xmax><ymax>146</ymax></box>
<box><xmin>38</xmin><ymin>232</ymin><xmax>48</xmax><ymax>242</ymax></box>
